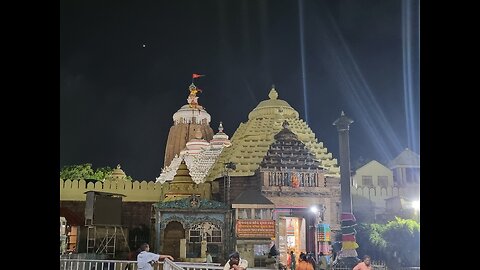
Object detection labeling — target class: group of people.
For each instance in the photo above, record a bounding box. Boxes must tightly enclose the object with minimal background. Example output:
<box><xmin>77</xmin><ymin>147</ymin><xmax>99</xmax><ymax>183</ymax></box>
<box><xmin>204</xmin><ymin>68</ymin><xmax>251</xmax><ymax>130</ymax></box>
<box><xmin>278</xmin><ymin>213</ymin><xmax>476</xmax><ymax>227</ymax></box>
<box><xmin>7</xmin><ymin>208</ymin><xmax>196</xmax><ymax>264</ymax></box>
<box><xmin>286</xmin><ymin>251</ymin><xmax>371</xmax><ymax>270</ymax></box>
<box><xmin>229</xmin><ymin>249</ymin><xmax>371</xmax><ymax>270</ymax></box>
<box><xmin>130</xmin><ymin>242</ymin><xmax>371</xmax><ymax>270</ymax></box>
<box><xmin>129</xmin><ymin>243</ymin><xmax>248</xmax><ymax>270</ymax></box>
<box><xmin>288</xmin><ymin>251</ymin><xmax>326</xmax><ymax>270</ymax></box>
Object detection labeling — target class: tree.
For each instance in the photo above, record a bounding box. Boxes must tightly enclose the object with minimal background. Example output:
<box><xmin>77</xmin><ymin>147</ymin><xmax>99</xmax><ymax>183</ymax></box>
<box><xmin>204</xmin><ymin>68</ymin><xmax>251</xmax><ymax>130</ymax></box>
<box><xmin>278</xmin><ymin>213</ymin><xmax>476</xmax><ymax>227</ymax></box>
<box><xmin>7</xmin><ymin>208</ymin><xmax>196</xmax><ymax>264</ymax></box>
<box><xmin>383</xmin><ymin>217</ymin><xmax>420</xmax><ymax>267</ymax></box>
<box><xmin>60</xmin><ymin>164</ymin><xmax>96</xmax><ymax>181</ymax></box>
<box><xmin>60</xmin><ymin>164</ymin><xmax>124</xmax><ymax>181</ymax></box>
<box><xmin>356</xmin><ymin>217</ymin><xmax>420</xmax><ymax>267</ymax></box>
<box><xmin>91</xmin><ymin>166</ymin><xmax>113</xmax><ymax>181</ymax></box>
<box><xmin>355</xmin><ymin>223</ymin><xmax>386</xmax><ymax>260</ymax></box>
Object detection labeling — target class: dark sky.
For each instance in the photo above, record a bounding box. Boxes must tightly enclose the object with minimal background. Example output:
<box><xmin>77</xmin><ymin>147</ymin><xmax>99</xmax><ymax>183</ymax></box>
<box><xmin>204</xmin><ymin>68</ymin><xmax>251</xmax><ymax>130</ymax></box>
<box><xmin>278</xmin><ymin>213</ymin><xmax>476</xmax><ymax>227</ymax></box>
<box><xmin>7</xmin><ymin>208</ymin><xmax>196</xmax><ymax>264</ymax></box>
<box><xmin>60</xmin><ymin>0</ymin><xmax>420</xmax><ymax>180</ymax></box>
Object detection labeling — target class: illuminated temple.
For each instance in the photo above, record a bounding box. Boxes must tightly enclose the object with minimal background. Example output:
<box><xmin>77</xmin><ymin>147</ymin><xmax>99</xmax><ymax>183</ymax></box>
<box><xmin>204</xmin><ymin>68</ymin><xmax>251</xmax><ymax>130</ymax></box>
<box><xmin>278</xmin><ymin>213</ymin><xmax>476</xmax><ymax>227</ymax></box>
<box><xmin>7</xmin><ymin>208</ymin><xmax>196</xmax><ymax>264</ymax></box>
<box><xmin>153</xmin><ymin>85</ymin><xmax>342</xmax><ymax>265</ymax></box>
<box><xmin>60</xmin><ymin>83</ymin><xmax>344</xmax><ymax>266</ymax></box>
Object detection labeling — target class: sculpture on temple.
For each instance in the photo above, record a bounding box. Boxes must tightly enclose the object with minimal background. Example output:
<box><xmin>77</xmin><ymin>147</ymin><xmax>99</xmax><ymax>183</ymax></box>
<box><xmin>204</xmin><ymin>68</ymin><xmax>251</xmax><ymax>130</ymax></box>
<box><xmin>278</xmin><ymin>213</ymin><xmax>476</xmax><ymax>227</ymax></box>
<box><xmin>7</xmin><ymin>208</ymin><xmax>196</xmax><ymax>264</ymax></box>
<box><xmin>187</xmin><ymin>83</ymin><xmax>202</xmax><ymax>108</ymax></box>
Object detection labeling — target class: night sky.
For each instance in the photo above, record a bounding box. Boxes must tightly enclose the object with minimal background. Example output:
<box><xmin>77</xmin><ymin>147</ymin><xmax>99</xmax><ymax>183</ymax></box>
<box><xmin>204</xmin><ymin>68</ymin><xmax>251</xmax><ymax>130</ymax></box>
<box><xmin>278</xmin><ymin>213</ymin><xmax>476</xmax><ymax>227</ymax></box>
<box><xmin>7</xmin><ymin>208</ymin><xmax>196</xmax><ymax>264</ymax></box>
<box><xmin>60</xmin><ymin>0</ymin><xmax>420</xmax><ymax>180</ymax></box>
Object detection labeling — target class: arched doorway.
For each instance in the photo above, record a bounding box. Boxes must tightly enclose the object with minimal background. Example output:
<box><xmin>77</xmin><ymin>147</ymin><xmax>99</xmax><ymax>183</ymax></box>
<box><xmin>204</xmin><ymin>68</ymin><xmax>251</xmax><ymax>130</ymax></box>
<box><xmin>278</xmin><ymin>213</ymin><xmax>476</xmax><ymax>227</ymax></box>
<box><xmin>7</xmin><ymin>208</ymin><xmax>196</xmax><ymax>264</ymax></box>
<box><xmin>163</xmin><ymin>221</ymin><xmax>185</xmax><ymax>259</ymax></box>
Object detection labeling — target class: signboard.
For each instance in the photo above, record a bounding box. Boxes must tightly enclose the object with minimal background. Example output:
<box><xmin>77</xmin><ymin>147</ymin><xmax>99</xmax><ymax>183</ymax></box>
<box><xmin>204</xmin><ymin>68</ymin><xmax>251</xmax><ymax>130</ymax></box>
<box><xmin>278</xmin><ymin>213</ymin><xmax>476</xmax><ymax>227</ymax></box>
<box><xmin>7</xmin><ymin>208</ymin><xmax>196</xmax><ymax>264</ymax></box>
<box><xmin>236</xmin><ymin>220</ymin><xmax>275</xmax><ymax>238</ymax></box>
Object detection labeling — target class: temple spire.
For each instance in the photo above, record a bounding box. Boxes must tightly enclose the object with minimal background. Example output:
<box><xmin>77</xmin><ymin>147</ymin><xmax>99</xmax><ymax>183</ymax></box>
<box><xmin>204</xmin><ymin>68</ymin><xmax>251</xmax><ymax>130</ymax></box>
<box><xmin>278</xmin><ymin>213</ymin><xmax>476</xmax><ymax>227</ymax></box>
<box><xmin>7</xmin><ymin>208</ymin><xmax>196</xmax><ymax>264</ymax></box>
<box><xmin>218</xmin><ymin>121</ymin><xmax>224</xmax><ymax>133</ymax></box>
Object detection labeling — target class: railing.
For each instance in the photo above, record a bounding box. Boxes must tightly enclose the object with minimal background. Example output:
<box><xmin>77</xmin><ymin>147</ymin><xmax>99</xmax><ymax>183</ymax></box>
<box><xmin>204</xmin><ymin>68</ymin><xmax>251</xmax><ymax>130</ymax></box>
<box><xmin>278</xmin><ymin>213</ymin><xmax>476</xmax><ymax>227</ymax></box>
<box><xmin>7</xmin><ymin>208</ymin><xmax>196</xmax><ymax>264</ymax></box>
<box><xmin>60</xmin><ymin>257</ymin><xmax>419</xmax><ymax>270</ymax></box>
<box><xmin>166</xmin><ymin>260</ymin><xmax>223</xmax><ymax>270</ymax></box>
<box><xmin>59</xmin><ymin>258</ymin><xmax>224</xmax><ymax>270</ymax></box>
<box><xmin>60</xmin><ymin>258</ymin><xmax>142</xmax><ymax>270</ymax></box>
<box><xmin>332</xmin><ymin>266</ymin><xmax>419</xmax><ymax>270</ymax></box>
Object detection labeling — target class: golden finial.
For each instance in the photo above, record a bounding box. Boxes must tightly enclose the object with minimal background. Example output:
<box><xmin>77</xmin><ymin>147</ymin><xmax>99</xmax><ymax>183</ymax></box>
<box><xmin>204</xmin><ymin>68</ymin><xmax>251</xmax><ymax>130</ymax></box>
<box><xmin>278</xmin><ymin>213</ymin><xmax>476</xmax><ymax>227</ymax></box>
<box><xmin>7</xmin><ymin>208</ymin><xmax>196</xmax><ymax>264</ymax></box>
<box><xmin>268</xmin><ymin>85</ymin><xmax>278</xmax><ymax>100</ymax></box>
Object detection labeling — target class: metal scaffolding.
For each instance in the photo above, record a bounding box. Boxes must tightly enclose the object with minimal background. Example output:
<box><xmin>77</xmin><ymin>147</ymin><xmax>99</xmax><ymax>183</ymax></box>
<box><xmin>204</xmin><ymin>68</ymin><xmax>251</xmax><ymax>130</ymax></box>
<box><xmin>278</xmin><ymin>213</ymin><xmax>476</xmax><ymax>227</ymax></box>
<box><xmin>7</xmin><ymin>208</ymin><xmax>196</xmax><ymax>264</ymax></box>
<box><xmin>86</xmin><ymin>225</ymin><xmax>129</xmax><ymax>257</ymax></box>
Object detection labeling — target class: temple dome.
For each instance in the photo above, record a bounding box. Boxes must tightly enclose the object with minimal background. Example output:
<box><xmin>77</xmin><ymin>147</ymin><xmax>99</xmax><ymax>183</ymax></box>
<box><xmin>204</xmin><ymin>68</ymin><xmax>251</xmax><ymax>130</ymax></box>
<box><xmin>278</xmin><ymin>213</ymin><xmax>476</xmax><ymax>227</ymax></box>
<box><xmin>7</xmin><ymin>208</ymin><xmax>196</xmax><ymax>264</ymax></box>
<box><xmin>106</xmin><ymin>164</ymin><xmax>127</xmax><ymax>181</ymax></box>
<box><xmin>248</xmin><ymin>86</ymin><xmax>299</xmax><ymax>120</ymax></box>
<box><xmin>172</xmin><ymin>105</ymin><xmax>211</xmax><ymax>125</ymax></box>
<box><xmin>171</xmin><ymin>160</ymin><xmax>194</xmax><ymax>184</ymax></box>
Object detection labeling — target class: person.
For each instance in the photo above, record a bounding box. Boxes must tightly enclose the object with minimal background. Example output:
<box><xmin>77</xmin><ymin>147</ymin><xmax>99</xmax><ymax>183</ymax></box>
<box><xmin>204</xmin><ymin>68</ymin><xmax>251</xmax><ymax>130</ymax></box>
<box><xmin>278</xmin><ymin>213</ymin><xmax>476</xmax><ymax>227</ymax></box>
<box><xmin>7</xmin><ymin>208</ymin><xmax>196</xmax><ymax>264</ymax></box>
<box><xmin>318</xmin><ymin>252</ymin><xmax>328</xmax><ymax>270</ymax></box>
<box><xmin>136</xmin><ymin>243</ymin><xmax>174</xmax><ymax>270</ymax></box>
<box><xmin>223</xmin><ymin>251</ymin><xmax>248</xmax><ymax>270</ymax></box>
<box><xmin>296</xmin><ymin>253</ymin><xmax>314</xmax><ymax>270</ymax></box>
<box><xmin>352</xmin><ymin>255</ymin><xmax>372</xmax><ymax>270</ymax></box>
<box><xmin>305</xmin><ymin>252</ymin><xmax>316</xmax><ymax>268</ymax></box>
<box><xmin>206</xmin><ymin>249</ymin><xmax>213</xmax><ymax>263</ymax></box>
<box><xmin>288</xmin><ymin>251</ymin><xmax>296</xmax><ymax>270</ymax></box>
<box><xmin>268</xmin><ymin>243</ymin><xmax>279</xmax><ymax>257</ymax></box>
<box><xmin>266</xmin><ymin>242</ymin><xmax>279</xmax><ymax>268</ymax></box>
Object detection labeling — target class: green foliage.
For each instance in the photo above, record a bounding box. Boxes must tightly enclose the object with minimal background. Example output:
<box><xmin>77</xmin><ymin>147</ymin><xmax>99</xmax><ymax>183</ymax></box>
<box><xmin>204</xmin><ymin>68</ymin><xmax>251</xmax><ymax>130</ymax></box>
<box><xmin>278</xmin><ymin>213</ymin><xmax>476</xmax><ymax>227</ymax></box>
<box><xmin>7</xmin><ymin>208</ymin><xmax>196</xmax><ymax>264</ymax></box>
<box><xmin>60</xmin><ymin>164</ymin><xmax>131</xmax><ymax>181</ymax></box>
<box><xmin>368</xmin><ymin>224</ymin><xmax>387</xmax><ymax>249</ymax></box>
<box><xmin>383</xmin><ymin>217</ymin><xmax>420</xmax><ymax>267</ymax></box>
<box><xmin>91</xmin><ymin>166</ymin><xmax>113</xmax><ymax>181</ymax></box>
<box><xmin>356</xmin><ymin>217</ymin><xmax>420</xmax><ymax>267</ymax></box>
<box><xmin>355</xmin><ymin>223</ymin><xmax>386</xmax><ymax>260</ymax></box>
<box><xmin>60</xmin><ymin>163</ymin><xmax>96</xmax><ymax>181</ymax></box>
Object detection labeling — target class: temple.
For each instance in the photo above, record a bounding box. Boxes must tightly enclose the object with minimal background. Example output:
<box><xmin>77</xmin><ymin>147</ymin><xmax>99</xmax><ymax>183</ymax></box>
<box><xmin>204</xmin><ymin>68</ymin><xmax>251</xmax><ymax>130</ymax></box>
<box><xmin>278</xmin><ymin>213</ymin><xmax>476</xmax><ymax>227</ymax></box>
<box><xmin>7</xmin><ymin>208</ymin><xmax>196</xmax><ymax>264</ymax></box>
<box><xmin>60</xmin><ymin>81</ymin><xmax>418</xmax><ymax>268</ymax></box>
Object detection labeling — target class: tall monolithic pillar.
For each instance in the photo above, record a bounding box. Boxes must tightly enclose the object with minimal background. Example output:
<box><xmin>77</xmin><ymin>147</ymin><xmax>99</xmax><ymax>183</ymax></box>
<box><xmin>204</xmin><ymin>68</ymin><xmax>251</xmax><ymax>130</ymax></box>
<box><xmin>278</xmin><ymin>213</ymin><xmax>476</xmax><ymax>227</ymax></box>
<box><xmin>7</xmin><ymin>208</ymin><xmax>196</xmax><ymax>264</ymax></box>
<box><xmin>333</xmin><ymin>111</ymin><xmax>359</xmax><ymax>267</ymax></box>
<box><xmin>333</xmin><ymin>111</ymin><xmax>354</xmax><ymax>213</ymax></box>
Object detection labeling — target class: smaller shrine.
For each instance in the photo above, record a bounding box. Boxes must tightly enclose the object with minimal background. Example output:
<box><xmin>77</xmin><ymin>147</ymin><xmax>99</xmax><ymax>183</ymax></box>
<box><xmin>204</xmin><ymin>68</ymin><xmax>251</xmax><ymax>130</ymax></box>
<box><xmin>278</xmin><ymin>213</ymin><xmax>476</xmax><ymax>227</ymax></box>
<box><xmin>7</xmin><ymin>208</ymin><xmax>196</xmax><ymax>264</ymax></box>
<box><xmin>153</xmin><ymin>160</ymin><xmax>230</xmax><ymax>263</ymax></box>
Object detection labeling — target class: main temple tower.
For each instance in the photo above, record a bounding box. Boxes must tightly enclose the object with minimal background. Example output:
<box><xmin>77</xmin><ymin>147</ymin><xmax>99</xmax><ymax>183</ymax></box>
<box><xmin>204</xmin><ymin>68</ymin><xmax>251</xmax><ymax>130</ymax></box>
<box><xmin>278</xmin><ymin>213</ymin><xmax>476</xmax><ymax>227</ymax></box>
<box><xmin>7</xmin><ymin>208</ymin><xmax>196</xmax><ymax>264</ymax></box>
<box><xmin>163</xmin><ymin>82</ymin><xmax>214</xmax><ymax>167</ymax></box>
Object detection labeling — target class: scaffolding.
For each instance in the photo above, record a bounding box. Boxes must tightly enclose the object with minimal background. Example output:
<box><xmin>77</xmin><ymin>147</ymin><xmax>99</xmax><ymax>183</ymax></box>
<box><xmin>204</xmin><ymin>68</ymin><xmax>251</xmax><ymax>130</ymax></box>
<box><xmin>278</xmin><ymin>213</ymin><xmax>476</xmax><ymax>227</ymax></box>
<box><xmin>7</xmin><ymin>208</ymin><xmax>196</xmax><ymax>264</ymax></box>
<box><xmin>84</xmin><ymin>191</ymin><xmax>129</xmax><ymax>258</ymax></box>
<box><xmin>86</xmin><ymin>225</ymin><xmax>129</xmax><ymax>258</ymax></box>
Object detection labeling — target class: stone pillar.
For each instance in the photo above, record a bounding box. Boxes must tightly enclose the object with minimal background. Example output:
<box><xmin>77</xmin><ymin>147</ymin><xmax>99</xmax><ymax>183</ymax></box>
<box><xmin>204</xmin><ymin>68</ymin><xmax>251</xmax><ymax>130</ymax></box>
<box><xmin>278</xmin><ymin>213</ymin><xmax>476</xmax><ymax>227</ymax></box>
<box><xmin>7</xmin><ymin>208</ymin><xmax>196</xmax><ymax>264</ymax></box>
<box><xmin>333</xmin><ymin>111</ymin><xmax>354</xmax><ymax>213</ymax></box>
<box><xmin>180</xmin><ymin>239</ymin><xmax>187</xmax><ymax>259</ymax></box>
<box><xmin>333</xmin><ymin>111</ymin><xmax>359</xmax><ymax>268</ymax></box>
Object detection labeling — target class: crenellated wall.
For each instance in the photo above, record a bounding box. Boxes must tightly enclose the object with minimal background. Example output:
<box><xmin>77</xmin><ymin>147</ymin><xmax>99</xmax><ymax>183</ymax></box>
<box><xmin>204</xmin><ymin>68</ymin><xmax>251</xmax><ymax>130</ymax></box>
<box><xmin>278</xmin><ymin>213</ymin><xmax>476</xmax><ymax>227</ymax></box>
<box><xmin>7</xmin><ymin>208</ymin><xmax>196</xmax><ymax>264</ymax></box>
<box><xmin>61</xmin><ymin>179</ymin><xmax>166</xmax><ymax>202</ymax></box>
<box><xmin>60</xmin><ymin>179</ymin><xmax>212</xmax><ymax>202</ymax></box>
<box><xmin>352</xmin><ymin>185</ymin><xmax>402</xmax><ymax>200</ymax></box>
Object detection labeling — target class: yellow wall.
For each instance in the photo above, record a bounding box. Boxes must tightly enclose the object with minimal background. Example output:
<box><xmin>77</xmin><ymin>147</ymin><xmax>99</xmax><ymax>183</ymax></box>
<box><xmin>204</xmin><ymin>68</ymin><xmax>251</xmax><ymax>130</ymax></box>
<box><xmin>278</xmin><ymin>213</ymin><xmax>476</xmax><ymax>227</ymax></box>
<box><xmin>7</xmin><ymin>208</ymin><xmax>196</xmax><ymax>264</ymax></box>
<box><xmin>352</xmin><ymin>160</ymin><xmax>394</xmax><ymax>188</ymax></box>
<box><xmin>60</xmin><ymin>179</ymin><xmax>165</xmax><ymax>202</ymax></box>
<box><xmin>60</xmin><ymin>179</ymin><xmax>213</xmax><ymax>202</ymax></box>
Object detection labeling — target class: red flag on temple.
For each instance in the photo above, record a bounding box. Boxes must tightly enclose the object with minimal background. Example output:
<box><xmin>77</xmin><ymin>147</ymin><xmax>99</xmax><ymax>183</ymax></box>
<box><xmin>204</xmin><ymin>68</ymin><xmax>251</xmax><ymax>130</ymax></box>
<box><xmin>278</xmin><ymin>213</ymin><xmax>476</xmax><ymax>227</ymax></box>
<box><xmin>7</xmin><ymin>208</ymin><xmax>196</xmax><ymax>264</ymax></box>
<box><xmin>192</xmin><ymin>73</ymin><xmax>205</xmax><ymax>79</ymax></box>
